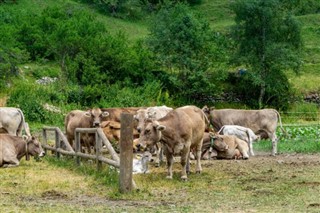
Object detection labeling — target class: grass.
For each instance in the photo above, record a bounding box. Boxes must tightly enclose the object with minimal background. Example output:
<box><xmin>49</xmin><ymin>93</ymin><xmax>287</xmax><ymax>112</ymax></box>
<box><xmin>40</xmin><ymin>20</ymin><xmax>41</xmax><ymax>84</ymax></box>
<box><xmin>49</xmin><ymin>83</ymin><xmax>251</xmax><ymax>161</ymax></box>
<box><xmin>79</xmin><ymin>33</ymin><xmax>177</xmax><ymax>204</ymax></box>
<box><xmin>2</xmin><ymin>151</ymin><xmax>320</xmax><ymax>212</ymax></box>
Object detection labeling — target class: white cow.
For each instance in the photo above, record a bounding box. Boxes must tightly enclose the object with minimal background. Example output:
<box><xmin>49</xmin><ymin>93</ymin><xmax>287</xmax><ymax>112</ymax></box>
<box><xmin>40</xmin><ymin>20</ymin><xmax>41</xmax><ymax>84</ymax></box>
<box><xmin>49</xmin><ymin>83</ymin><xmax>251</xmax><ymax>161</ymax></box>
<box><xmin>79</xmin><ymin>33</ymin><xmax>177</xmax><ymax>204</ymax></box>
<box><xmin>218</xmin><ymin>125</ymin><xmax>260</xmax><ymax>156</ymax></box>
<box><xmin>0</xmin><ymin>107</ymin><xmax>30</xmax><ymax>136</ymax></box>
<box><xmin>132</xmin><ymin>152</ymin><xmax>153</xmax><ymax>174</ymax></box>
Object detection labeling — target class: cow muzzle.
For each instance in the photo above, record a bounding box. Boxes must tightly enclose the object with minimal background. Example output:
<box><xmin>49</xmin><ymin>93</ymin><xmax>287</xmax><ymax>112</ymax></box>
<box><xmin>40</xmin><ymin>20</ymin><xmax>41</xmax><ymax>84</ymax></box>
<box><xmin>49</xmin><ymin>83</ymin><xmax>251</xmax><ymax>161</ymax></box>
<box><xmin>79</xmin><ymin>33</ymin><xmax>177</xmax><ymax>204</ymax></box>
<box><xmin>39</xmin><ymin>151</ymin><xmax>46</xmax><ymax>157</ymax></box>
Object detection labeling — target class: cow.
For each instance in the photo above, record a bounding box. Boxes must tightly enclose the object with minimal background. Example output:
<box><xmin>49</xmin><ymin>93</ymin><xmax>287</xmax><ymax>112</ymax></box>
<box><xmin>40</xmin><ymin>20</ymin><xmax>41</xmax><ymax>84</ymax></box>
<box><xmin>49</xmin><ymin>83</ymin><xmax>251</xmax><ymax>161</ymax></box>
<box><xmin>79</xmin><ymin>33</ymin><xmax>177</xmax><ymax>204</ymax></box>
<box><xmin>202</xmin><ymin>106</ymin><xmax>285</xmax><ymax>156</ymax></box>
<box><xmin>100</xmin><ymin>107</ymin><xmax>145</xmax><ymax>123</ymax></box>
<box><xmin>0</xmin><ymin>134</ymin><xmax>45</xmax><ymax>167</ymax></box>
<box><xmin>138</xmin><ymin>105</ymin><xmax>207</xmax><ymax>180</ymax></box>
<box><xmin>134</xmin><ymin>106</ymin><xmax>173</xmax><ymax>166</ymax></box>
<box><xmin>132</xmin><ymin>151</ymin><xmax>153</xmax><ymax>174</ymax></box>
<box><xmin>218</xmin><ymin>125</ymin><xmax>260</xmax><ymax>156</ymax></box>
<box><xmin>202</xmin><ymin>133</ymin><xmax>249</xmax><ymax>160</ymax></box>
<box><xmin>65</xmin><ymin>108</ymin><xmax>109</xmax><ymax>153</ymax></box>
<box><xmin>100</xmin><ymin>120</ymin><xmax>139</xmax><ymax>151</ymax></box>
<box><xmin>0</xmin><ymin>107</ymin><xmax>30</xmax><ymax>136</ymax></box>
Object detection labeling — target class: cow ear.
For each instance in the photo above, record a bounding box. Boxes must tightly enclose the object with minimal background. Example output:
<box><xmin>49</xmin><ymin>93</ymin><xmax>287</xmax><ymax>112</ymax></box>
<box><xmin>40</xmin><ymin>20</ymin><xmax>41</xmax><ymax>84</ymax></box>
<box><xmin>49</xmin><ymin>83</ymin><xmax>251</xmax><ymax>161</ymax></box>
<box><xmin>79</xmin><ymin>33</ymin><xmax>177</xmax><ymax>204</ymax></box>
<box><xmin>102</xmin><ymin>111</ymin><xmax>109</xmax><ymax>117</ymax></box>
<box><xmin>100</xmin><ymin>121</ymin><xmax>110</xmax><ymax>128</ymax></box>
<box><xmin>147</xmin><ymin>111</ymin><xmax>156</xmax><ymax>119</ymax></box>
<box><xmin>156</xmin><ymin>125</ymin><xmax>166</xmax><ymax>131</ymax></box>
<box><xmin>84</xmin><ymin>112</ymin><xmax>91</xmax><ymax>117</ymax></box>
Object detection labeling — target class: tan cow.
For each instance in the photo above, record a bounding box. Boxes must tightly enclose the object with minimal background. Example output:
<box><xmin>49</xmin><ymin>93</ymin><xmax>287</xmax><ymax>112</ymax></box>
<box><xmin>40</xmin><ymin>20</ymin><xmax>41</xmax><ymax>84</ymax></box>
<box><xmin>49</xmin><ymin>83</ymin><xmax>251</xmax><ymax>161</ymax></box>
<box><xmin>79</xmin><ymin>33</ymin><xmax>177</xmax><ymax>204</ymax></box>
<box><xmin>218</xmin><ymin>125</ymin><xmax>260</xmax><ymax>156</ymax></box>
<box><xmin>0</xmin><ymin>134</ymin><xmax>45</xmax><ymax>167</ymax></box>
<box><xmin>0</xmin><ymin>107</ymin><xmax>30</xmax><ymax>136</ymax></box>
<box><xmin>202</xmin><ymin>106</ymin><xmax>285</xmax><ymax>156</ymax></box>
<box><xmin>203</xmin><ymin>133</ymin><xmax>249</xmax><ymax>160</ymax></box>
<box><xmin>65</xmin><ymin>108</ymin><xmax>109</xmax><ymax>153</ymax></box>
<box><xmin>134</xmin><ymin>106</ymin><xmax>173</xmax><ymax>166</ymax></box>
<box><xmin>100</xmin><ymin>120</ymin><xmax>139</xmax><ymax>151</ymax></box>
<box><xmin>100</xmin><ymin>107</ymin><xmax>145</xmax><ymax>123</ymax></box>
<box><xmin>138</xmin><ymin>105</ymin><xmax>207</xmax><ymax>180</ymax></box>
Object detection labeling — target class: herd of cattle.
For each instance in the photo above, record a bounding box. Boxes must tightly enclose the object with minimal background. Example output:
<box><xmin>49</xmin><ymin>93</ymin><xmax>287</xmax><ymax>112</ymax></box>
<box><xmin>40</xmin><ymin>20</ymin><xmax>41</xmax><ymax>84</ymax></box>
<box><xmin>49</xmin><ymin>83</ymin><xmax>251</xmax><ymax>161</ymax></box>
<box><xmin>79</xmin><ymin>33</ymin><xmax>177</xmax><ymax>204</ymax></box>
<box><xmin>0</xmin><ymin>105</ymin><xmax>285</xmax><ymax>180</ymax></box>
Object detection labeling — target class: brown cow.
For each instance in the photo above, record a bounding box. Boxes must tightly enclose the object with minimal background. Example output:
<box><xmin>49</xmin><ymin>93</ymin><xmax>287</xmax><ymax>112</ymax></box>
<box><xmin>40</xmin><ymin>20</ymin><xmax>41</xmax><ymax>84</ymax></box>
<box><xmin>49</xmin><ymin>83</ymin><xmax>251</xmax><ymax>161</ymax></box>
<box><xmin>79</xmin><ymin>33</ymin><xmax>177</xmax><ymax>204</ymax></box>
<box><xmin>138</xmin><ymin>105</ymin><xmax>207</xmax><ymax>180</ymax></box>
<box><xmin>202</xmin><ymin>106</ymin><xmax>285</xmax><ymax>156</ymax></box>
<box><xmin>202</xmin><ymin>133</ymin><xmax>249</xmax><ymax>160</ymax></box>
<box><xmin>0</xmin><ymin>134</ymin><xmax>45</xmax><ymax>167</ymax></box>
<box><xmin>100</xmin><ymin>120</ymin><xmax>139</xmax><ymax>151</ymax></box>
<box><xmin>65</xmin><ymin>108</ymin><xmax>109</xmax><ymax>153</ymax></box>
<box><xmin>100</xmin><ymin>107</ymin><xmax>145</xmax><ymax>123</ymax></box>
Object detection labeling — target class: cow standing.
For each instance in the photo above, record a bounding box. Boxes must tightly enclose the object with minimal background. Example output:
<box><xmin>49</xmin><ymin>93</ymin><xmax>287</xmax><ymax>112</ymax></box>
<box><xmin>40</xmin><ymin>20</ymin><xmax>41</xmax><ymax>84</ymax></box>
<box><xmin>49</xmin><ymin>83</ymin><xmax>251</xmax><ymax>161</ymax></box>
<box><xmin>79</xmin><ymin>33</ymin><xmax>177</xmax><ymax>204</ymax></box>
<box><xmin>65</xmin><ymin>108</ymin><xmax>109</xmax><ymax>153</ymax></box>
<box><xmin>202</xmin><ymin>106</ymin><xmax>285</xmax><ymax>156</ymax></box>
<box><xmin>134</xmin><ymin>106</ymin><xmax>173</xmax><ymax>166</ymax></box>
<box><xmin>0</xmin><ymin>107</ymin><xmax>30</xmax><ymax>136</ymax></box>
<box><xmin>138</xmin><ymin>105</ymin><xmax>207</xmax><ymax>180</ymax></box>
<box><xmin>0</xmin><ymin>134</ymin><xmax>45</xmax><ymax>167</ymax></box>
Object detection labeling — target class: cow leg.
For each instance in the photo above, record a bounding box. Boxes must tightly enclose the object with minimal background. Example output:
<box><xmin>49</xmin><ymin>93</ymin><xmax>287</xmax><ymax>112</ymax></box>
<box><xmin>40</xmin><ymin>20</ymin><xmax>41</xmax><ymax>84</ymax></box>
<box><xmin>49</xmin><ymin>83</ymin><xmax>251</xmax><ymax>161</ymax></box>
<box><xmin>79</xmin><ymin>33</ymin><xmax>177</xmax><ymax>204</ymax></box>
<box><xmin>195</xmin><ymin>141</ymin><xmax>203</xmax><ymax>174</ymax></box>
<box><xmin>271</xmin><ymin>133</ymin><xmax>278</xmax><ymax>156</ymax></box>
<box><xmin>249</xmin><ymin>139</ymin><xmax>255</xmax><ymax>156</ymax></box>
<box><xmin>154</xmin><ymin>142</ymin><xmax>162</xmax><ymax>167</ymax></box>
<box><xmin>165</xmin><ymin>151</ymin><xmax>174</xmax><ymax>179</ymax></box>
<box><xmin>180</xmin><ymin>147</ymin><xmax>190</xmax><ymax>180</ymax></box>
<box><xmin>2</xmin><ymin>158</ymin><xmax>20</xmax><ymax>168</ymax></box>
<box><xmin>237</xmin><ymin>140</ymin><xmax>249</xmax><ymax>159</ymax></box>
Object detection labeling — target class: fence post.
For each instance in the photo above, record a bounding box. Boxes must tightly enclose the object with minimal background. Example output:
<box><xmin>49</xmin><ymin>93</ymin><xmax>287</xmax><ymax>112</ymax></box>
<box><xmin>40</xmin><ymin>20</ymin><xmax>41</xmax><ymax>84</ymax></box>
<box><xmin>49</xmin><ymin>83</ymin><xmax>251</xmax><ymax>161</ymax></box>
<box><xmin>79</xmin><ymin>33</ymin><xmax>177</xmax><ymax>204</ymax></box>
<box><xmin>96</xmin><ymin>131</ymin><xmax>102</xmax><ymax>171</ymax></box>
<box><xmin>42</xmin><ymin>129</ymin><xmax>48</xmax><ymax>155</ymax></box>
<box><xmin>119</xmin><ymin>113</ymin><xmax>134</xmax><ymax>193</ymax></box>
<box><xmin>75</xmin><ymin>131</ymin><xmax>81</xmax><ymax>166</ymax></box>
<box><xmin>55</xmin><ymin>130</ymin><xmax>61</xmax><ymax>159</ymax></box>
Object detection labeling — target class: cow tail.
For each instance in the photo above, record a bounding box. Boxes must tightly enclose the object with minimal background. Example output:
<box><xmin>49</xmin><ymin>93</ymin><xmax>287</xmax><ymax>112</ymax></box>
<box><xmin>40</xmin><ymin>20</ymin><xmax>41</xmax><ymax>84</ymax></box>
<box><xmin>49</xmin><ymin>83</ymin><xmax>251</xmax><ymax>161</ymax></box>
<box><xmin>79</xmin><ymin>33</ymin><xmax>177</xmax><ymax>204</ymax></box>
<box><xmin>200</xmin><ymin>109</ymin><xmax>211</xmax><ymax>131</ymax></box>
<box><xmin>274</xmin><ymin>110</ymin><xmax>288</xmax><ymax>138</ymax></box>
<box><xmin>17</xmin><ymin>109</ymin><xmax>30</xmax><ymax>137</ymax></box>
<box><xmin>217</xmin><ymin>126</ymin><xmax>224</xmax><ymax>135</ymax></box>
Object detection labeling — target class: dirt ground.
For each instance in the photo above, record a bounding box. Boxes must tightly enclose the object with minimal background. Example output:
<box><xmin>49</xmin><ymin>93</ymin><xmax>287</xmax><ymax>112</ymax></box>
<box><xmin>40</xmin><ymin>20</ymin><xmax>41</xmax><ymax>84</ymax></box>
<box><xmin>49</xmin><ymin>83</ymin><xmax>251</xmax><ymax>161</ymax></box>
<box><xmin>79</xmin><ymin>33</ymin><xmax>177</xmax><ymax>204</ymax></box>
<box><xmin>2</xmin><ymin>151</ymin><xmax>320</xmax><ymax>212</ymax></box>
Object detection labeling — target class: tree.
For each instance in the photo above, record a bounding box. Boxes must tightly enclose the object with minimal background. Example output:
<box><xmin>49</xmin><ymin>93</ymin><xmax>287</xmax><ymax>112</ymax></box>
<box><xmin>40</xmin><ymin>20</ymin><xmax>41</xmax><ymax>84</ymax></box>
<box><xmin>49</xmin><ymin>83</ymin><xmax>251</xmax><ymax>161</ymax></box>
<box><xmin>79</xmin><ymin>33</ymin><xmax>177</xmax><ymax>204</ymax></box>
<box><xmin>147</xmin><ymin>2</ymin><xmax>226</xmax><ymax>104</ymax></box>
<box><xmin>231</xmin><ymin>0</ymin><xmax>302</xmax><ymax>109</ymax></box>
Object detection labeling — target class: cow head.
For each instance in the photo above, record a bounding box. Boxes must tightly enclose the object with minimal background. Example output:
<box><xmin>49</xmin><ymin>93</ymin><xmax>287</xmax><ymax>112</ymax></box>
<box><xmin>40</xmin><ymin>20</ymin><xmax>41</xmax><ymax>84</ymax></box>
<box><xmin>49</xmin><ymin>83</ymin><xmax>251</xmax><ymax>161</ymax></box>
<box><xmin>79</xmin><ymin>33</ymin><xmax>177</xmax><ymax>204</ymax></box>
<box><xmin>84</xmin><ymin>108</ymin><xmax>109</xmax><ymax>127</ymax></box>
<box><xmin>138</xmin><ymin>120</ymin><xmax>164</xmax><ymax>151</ymax></box>
<box><xmin>25</xmin><ymin>136</ymin><xmax>45</xmax><ymax>160</ymax></box>
<box><xmin>134</xmin><ymin>109</ymin><xmax>148</xmax><ymax>134</ymax></box>
<box><xmin>101</xmin><ymin>120</ymin><xmax>121</xmax><ymax>142</ymax></box>
<box><xmin>209</xmin><ymin>133</ymin><xmax>229</xmax><ymax>151</ymax></box>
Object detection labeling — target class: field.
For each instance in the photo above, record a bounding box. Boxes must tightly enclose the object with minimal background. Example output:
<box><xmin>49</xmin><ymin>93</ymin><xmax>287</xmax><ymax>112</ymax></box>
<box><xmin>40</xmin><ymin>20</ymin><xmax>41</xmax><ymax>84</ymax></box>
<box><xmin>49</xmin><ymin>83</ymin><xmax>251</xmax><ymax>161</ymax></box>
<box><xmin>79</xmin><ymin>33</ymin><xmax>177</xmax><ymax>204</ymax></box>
<box><xmin>1</xmin><ymin>147</ymin><xmax>320</xmax><ymax>212</ymax></box>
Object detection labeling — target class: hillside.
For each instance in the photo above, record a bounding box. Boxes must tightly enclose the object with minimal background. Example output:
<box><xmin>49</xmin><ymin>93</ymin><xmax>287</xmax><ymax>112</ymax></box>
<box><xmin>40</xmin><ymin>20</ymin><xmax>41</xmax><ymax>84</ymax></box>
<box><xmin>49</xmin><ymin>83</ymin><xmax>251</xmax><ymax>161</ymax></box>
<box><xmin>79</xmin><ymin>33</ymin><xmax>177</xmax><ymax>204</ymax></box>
<box><xmin>1</xmin><ymin>0</ymin><xmax>320</xmax><ymax>107</ymax></box>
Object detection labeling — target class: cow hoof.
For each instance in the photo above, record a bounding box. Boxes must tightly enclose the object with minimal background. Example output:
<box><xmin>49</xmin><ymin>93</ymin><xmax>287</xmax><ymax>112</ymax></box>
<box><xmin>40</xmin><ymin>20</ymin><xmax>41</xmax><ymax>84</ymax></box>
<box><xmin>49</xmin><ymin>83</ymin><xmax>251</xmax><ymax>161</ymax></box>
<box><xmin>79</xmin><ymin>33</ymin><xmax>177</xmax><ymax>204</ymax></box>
<box><xmin>166</xmin><ymin>176</ymin><xmax>173</xmax><ymax>179</ymax></box>
<box><xmin>181</xmin><ymin>176</ymin><xmax>188</xmax><ymax>181</ymax></box>
<box><xmin>196</xmin><ymin>171</ymin><xmax>201</xmax><ymax>174</ymax></box>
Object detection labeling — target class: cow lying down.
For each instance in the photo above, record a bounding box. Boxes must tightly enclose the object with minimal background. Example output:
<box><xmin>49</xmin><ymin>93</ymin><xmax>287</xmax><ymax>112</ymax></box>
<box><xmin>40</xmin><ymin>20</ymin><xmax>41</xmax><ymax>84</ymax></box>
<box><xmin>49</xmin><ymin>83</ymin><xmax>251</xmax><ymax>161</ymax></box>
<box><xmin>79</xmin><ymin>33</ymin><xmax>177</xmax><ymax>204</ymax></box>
<box><xmin>0</xmin><ymin>134</ymin><xmax>45</xmax><ymax>168</ymax></box>
<box><xmin>132</xmin><ymin>152</ymin><xmax>153</xmax><ymax>174</ymax></box>
<box><xmin>218</xmin><ymin>125</ymin><xmax>260</xmax><ymax>156</ymax></box>
<box><xmin>201</xmin><ymin>132</ymin><xmax>249</xmax><ymax>160</ymax></box>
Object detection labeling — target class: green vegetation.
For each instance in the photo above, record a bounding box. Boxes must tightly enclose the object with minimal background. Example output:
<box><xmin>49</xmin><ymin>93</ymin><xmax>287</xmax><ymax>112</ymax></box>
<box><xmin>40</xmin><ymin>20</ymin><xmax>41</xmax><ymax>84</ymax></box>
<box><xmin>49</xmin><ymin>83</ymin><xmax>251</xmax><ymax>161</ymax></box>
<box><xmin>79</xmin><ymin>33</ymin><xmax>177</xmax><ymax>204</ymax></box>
<box><xmin>0</xmin><ymin>0</ymin><xmax>319</xmax><ymax>126</ymax></box>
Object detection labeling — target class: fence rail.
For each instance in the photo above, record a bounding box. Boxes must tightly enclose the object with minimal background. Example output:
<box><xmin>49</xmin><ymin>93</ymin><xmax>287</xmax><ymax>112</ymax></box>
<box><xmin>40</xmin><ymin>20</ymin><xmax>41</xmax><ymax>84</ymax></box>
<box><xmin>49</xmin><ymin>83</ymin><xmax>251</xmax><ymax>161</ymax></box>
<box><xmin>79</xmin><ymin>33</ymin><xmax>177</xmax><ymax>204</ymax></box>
<box><xmin>41</xmin><ymin>113</ymin><xmax>136</xmax><ymax>192</ymax></box>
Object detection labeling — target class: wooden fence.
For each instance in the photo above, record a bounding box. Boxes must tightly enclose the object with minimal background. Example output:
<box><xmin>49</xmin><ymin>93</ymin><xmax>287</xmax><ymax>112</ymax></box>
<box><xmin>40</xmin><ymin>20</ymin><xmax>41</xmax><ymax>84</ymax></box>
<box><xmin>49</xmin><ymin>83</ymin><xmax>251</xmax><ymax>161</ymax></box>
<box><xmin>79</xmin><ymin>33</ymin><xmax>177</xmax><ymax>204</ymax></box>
<box><xmin>41</xmin><ymin>113</ymin><xmax>136</xmax><ymax>192</ymax></box>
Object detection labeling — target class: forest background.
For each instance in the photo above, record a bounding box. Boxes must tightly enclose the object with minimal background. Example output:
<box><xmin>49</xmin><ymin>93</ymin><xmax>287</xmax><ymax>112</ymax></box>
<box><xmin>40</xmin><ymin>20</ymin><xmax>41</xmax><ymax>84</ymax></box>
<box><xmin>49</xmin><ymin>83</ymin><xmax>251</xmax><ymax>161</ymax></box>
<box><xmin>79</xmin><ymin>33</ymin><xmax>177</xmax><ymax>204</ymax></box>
<box><xmin>0</xmin><ymin>0</ymin><xmax>319</xmax><ymax>128</ymax></box>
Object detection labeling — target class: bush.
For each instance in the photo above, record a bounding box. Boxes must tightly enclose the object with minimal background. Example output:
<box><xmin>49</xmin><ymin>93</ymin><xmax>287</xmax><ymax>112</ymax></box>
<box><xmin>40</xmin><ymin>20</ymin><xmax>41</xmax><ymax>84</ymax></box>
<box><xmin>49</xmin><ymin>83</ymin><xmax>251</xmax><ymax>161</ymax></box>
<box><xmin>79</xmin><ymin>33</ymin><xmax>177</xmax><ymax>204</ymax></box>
<box><xmin>97</xmin><ymin>81</ymin><xmax>173</xmax><ymax>107</ymax></box>
<box><xmin>6</xmin><ymin>80</ymin><xmax>65</xmax><ymax>124</ymax></box>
